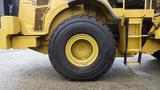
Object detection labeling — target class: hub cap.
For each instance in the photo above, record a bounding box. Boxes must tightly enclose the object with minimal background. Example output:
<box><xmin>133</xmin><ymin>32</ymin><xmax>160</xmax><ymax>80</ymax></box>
<box><xmin>65</xmin><ymin>34</ymin><xmax>99</xmax><ymax>67</ymax></box>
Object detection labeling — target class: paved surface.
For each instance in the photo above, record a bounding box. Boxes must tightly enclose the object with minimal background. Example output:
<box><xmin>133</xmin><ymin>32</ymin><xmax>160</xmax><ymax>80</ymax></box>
<box><xmin>0</xmin><ymin>49</ymin><xmax>160</xmax><ymax>90</ymax></box>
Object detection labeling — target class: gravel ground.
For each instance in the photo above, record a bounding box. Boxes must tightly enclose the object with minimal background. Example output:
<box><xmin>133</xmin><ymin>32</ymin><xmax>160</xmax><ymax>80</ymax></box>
<box><xmin>0</xmin><ymin>49</ymin><xmax>160</xmax><ymax>90</ymax></box>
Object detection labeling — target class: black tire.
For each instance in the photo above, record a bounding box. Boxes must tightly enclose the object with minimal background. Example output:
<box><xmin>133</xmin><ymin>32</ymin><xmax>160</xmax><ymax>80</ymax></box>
<box><xmin>10</xmin><ymin>0</ymin><xmax>19</xmax><ymax>16</ymax></box>
<box><xmin>48</xmin><ymin>16</ymin><xmax>116</xmax><ymax>81</ymax></box>
<box><xmin>152</xmin><ymin>51</ymin><xmax>160</xmax><ymax>60</ymax></box>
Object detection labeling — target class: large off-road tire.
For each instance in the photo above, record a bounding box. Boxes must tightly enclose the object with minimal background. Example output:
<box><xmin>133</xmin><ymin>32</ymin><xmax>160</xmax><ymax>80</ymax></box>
<box><xmin>152</xmin><ymin>51</ymin><xmax>160</xmax><ymax>60</ymax></box>
<box><xmin>48</xmin><ymin>16</ymin><xmax>116</xmax><ymax>81</ymax></box>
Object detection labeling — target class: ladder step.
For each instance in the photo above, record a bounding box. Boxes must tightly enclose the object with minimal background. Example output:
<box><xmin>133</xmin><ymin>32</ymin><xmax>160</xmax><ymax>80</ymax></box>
<box><xmin>124</xmin><ymin>53</ymin><xmax>142</xmax><ymax>65</ymax></box>
<box><xmin>128</xmin><ymin>36</ymin><xmax>141</xmax><ymax>38</ymax></box>
<box><xmin>127</xmin><ymin>62</ymin><xmax>140</xmax><ymax>65</ymax></box>
<box><xmin>127</xmin><ymin>49</ymin><xmax>140</xmax><ymax>53</ymax></box>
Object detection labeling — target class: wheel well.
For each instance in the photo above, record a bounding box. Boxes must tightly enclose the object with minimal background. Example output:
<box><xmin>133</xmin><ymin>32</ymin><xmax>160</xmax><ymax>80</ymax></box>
<box><xmin>68</xmin><ymin>0</ymin><xmax>119</xmax><ymax>20</ymax></box>
<box><xmin>45</xmin><ymin>5</ymin><xmax>119</xmax><ymax>41</ymax></box>
<box><xmin>38</xmin><ymin>2</ymin><xmax>120</xmax><ymax>54</ymax></box>
<box><xmin>67</xmin><ymin>0</ymin><xmax>120</xmax><ymax>41</ymax></box>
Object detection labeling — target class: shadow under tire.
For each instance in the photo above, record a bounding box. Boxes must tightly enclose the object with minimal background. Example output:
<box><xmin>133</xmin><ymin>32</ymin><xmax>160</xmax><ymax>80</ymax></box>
<box><xmin>48</xmin><ymin>16</ymin><xmax>116</xmax><ymax>81</ymax></box>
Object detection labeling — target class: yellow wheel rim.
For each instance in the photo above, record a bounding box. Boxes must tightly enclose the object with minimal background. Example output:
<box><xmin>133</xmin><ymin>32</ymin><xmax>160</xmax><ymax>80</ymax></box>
<box><xmin>65</xmin><ymin>34</ymin><xmax>99</xmax><ymax>67</ymax></box>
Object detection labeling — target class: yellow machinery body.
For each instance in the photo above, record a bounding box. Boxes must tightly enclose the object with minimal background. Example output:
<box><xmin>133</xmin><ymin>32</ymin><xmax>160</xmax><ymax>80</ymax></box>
<box><xmin>0</xmin><ymin>0</ymin><xmax>160</xmax><ymax>57</ymax></box>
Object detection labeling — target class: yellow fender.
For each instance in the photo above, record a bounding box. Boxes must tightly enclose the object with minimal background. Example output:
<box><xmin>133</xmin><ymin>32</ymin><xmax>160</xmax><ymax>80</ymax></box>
<box><xmin>44</xmin><ymin>0</ymin><xmax>119</xmax><ymax>37</ymax></box>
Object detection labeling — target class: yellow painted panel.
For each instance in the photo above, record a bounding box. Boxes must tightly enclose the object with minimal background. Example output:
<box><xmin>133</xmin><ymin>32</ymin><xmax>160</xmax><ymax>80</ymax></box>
<box><xmin>0</xmin><ymin>16</ymin><xmax>20</xmax><ymax>49</ymax></box>
<box><xmin>142</xmin><ymin>39</ymin><xmax>160</xmax><ymax>54</ymax></box>
<box><xmin>12</xmin><ymin>36</ymin><xmax>40</xmax><ymax>48</ymax></box>
<box><xmin>1</xmin><ymin>16</ymin><xmax>20</xmax><ymax>34</ymax></box>
<box><xmin>155</xmin><ymin>28</ymin><xmax>160</xmax><ymax>39</ymax></box>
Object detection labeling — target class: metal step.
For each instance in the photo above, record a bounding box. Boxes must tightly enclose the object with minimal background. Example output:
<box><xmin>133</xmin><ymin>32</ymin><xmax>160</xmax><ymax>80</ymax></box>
<box><xmin>127</xmin><ymin>62</ymin><xmax>140</xmax><ymax>65</ymax></box>
<box><xmin>124</xmin><ymin>53</ymin><xmax>142</xmax><ymax>65</ymax></box>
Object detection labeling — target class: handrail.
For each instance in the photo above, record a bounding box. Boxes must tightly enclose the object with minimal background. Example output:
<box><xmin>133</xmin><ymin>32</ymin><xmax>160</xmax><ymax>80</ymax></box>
<box><xmin>121</xmin><ymin>0</ymin><xmax>153</xmax><ymax>9</ymax></box>
<box><xmin>123</xmin><ymin>0</ymin><xmax>125</xmax><ymax>15</ymax></box>
<box><xmin>150</xmin><ymin>0</ymin><xmax>153</xmax><ymax>9</ymax></box>
<box><xmin>121</xmin><ymin>0</ymin><xmax>154</xmax><ymax>17</ymax></box>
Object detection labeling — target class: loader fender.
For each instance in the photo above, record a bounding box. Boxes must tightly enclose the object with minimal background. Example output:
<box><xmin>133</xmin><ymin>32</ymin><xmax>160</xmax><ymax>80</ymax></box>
<box><xmin>44</xmin><ymin>0</ymin><xmax>119</xmax><ymax>40</ymax></box>
<box><xmin>68</xmin><ymin>0</ymin><xmax>119</xmax><ymax>20</ymax></box>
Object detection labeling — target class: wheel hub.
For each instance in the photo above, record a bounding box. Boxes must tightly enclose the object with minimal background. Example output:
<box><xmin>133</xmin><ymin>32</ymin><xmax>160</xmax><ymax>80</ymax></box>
<box><xmin>65</xmin><ymin>34</ymin><xmax>99</xmax><ymax>67</ymax></box>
